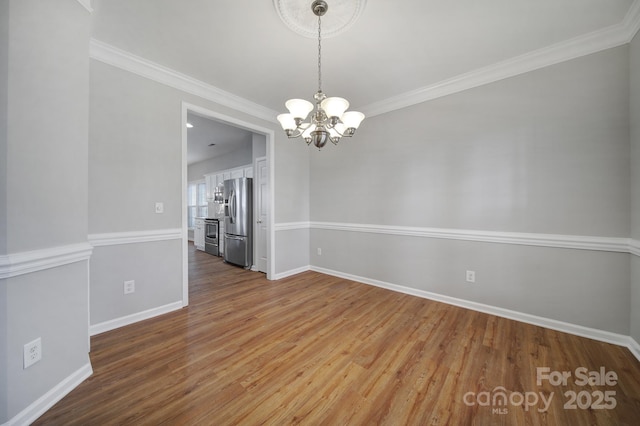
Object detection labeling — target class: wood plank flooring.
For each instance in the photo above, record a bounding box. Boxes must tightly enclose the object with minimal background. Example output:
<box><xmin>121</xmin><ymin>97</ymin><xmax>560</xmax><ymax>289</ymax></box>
<box><xmin>35</xmin><ymin>244</ymin><xmax>640</xmax><ymax>425</ymax></box>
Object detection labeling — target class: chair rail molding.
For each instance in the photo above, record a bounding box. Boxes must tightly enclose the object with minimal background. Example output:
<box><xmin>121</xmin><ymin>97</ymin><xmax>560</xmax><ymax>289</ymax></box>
<box><xmin>89</xmin><ymin>228</ymin><xmax>182</xmax><ymax>247</ymax></box>
<box><xmin>310</xmin><ymin>221</ymin><xmax>633</xmax><ymax>254</ymax></box>
<box><xmin>274</xmin><ymin>222</ymin><xmax>311</xmax><ymax>232</ymax></box>
<box><xmin>0</xmin><ymin>243</ymin><xmax>93</xmax><ymax>279</ymax></box>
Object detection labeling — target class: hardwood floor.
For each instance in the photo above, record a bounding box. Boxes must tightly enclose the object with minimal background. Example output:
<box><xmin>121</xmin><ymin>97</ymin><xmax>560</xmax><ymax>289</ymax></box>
<box><xmin>35</xmin><ymin>244</ymin><xmax>640</xmax><ymax>425</ymax></box>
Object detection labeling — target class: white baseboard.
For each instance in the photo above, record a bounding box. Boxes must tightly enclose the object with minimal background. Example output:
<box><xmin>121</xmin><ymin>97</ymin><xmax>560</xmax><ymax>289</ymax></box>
<box><xmin>629</xmin><ymin>337</ymin><xmax>640</xmax><ymax>361</ymax></box>
<box><xmin>310</xmin><ymin>265</ymin><xmax>640</xmax><ymax>362</ymax></box>
<box><xmin>271</xmin><ymin>265</ymin><xmax>311</xmax><ymax>280</ymax></box>
<box><xmin>4</xmin><ymin>362</ymin><xmax>93</xmax><ymax>426</ymax></box>
<box><xmin>90</xmin><ymin>301</ymin><xmax>183</xmax><ymax>336</ymax></box>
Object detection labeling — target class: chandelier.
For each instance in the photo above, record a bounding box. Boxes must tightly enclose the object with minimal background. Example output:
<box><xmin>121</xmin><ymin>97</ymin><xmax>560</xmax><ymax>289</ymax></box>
<box><xmin>277</xmin><ymin>0</ymin><xmax>365</xmax><ymax>149</ymax></box>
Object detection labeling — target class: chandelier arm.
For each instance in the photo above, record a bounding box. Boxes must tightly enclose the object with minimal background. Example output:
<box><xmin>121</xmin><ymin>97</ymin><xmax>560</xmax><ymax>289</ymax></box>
<box><xmin>277</xmin><ymin>1</ymin><xmax>364</xmax><ymax>150</ymax></box>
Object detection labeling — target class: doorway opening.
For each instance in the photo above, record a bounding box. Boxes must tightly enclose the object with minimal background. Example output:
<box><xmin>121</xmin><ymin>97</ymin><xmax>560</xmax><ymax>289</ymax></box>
<box><xmin>181</xmin><ymin>102</ymin><xmax>275</xmax><ymax>306</ymax></box>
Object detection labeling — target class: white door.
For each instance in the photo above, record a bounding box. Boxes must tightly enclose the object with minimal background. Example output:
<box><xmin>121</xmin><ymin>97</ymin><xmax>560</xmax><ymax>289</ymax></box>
<box><xmin>255</xmin><ymin>157</ymin><xmax>268</xmax><ymax>273</ymax></box>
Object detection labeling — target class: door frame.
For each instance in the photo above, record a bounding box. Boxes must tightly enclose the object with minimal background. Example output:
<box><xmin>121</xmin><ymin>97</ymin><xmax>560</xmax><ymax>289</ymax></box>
<box><xmin>181</xmin><ymin>102</ymin><xmax>276</xmax><ymax>306</ymax></box>
<box><xmin>253</xmin><ymin>156</ymin><xmax>268</xmax><ymax>273</ymax></box>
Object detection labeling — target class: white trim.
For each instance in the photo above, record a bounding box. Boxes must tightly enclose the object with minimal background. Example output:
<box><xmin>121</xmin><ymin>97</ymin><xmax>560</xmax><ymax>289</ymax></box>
<box><xmin>272</xmin><ymin>265</ymin><xmax>311</xmax><ymax>280</ymax></box>
<box><xmin>182</xmin><ymin>105</ymin><xmax>189</xmax><ymax>307</ymax></box>
<box><xmin>279</xmin><ymin>221</ymin><xmax>637</xmax><ymax>254</ymax></box>
<box><xmin>88</xmin><ymin>229</ymin><xmax>182</xmax><ymax>247</ymax></box>
<box><xmin>90</xmin><ymin>301</ymin><xmax>183</xmax><ymax>336</ymax></box>
<box><xmin>359</xmin><ymin>0</ymin><xmax>640</xmax><ymax>117</ymax></box>
<box><xmin>310</xmin><ymin>265</ymin><xmax>640</xmax><ymax>362</ymax></box>
<box><xmin>4</xmin><ymin>363</ymin><xmax>93</xmax><ymax>426</ymax></box>
<box><xmin>278</xmin><ymin>222</ymin><xmax>637</xmax><ymax>254</ymax></box>
<box><xmin>274</xmin><ymin>222</ymin><xmax>311</xmax><ymax>232</ymax></box>
<box><xmin>629</xmin><ymin>338</ymin><xmax>640</xmax><ymax>361</ymax></box>
<box><xmin>75</xmin><ymin>0</ymin><xmax>92</xmax><ymax>13</ymax></box>
<box><xmin>90</xmin><ymin>39</ymin><xmax>279</xmax><ymax>124</ymax></box>
<box><xmin>310</xmin><ymin>221</ymin><xmax>631</xmax><ymax>253</ymax></box>
<box><xmin>624</xmin><ymin>0</ymin><xmax>640</xmax><ymax>42</ymax></box>
<box><xmin>88</xmin><ymin>3</ymin><xmax>640</xmax><ymax>123</ymax></box>
<box><xmin>181</xmin><ymin>102</ymin><xmax>277</xmax><ymax>284</ymax></box>
<box><xmin>0</xmin><ymin>243</ymin><xmax>92</xmax><ymax>279</ymax></box>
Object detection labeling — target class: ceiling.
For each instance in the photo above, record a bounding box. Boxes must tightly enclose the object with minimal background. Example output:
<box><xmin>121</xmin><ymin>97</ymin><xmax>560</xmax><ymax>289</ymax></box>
<box><xmin>186</xmin><ymin>112</ymin><xmax>254</xmax><ymax>165</ymax></box>
<box><xmin>91</xmin><ymin>0</ymin><xmax>638</xmax><ymax>118</ymax></box>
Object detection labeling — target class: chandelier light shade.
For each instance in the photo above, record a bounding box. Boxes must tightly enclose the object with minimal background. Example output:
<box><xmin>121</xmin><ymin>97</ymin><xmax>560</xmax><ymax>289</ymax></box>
<box><xmin>277</xmin><ymin>0</ymin><xmax>365</xmax><ymax>149</ymax></box>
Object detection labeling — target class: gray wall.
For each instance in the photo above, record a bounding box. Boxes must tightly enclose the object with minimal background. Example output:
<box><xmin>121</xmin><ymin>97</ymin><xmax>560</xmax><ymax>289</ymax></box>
<box><xmin>0</xmin><ymin>0</ymin><xmax>91</xmax><ymax>422</ymax></box>
<box><xmin>89</xmin><ymin>57</ymin><xmax>309</xmax><ymax>328</ymax></box>
<box><xmin>90</xmin><ymin>240</ymin><xmax>182</xmax><ymax>324</ymax></box>
<box><xmin>0</xmin><ymin>1</ymin><xmax>8</xmax><ymax>415</ymax></box>
<box><xmin>0</xmin><ymin>0</ymin><xmax>8</xmax><ymax>257</ymax></box>
<box><xmin>253</xmin><ymin>133</ymin><xmax>267</xmax><ymax>159</ymax></box>
<box><xmin>631</xmin><ymin>32</ymin><xmax>640</xmax><ymax>343</ymax></box>
<box><xmin>6</xmin><ymin>1</ymin><xmax>90</xmax><ymax>253</ymax></box>
<box><xmin>310</xmin><ymin>46</ymin><xmax>632</xmax><ymax>334</ymax></box>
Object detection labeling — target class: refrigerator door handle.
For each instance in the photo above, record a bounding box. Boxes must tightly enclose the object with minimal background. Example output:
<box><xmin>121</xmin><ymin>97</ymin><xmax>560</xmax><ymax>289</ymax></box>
<box><xmin>225</xmin><ymin>235</ymin><xmax>245</xmax><ymax>241</ymax></box>
<box><xmin>229</xmin><ymin>190</ymin><xmax>236</xmax><ymax>223</ymax></box>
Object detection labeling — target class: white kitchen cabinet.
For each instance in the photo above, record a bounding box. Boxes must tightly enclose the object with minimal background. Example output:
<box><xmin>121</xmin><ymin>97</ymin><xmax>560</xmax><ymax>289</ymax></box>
<box><xmin>218</xmin><ymin>221</ymin><xmax>225</xmax><ymax>255</ymax></box>
<box><xmin>230</xmin><ymin>168</ymin><xmax>244</xmax><ymax>179</ymax></box>
<box><xmin>201</xmin><ymin>164</ymin><xmax>252</xmax><ymax>203</ymax></box>
<box><xmin>204</xmin><ymin>174</ymin><xmax>215</xmax><ymax>201</ymax></box>
<box><xmin>194</xmin><ymin>218</ymin><xmax>205</xmax><ymax>251</ymax></box>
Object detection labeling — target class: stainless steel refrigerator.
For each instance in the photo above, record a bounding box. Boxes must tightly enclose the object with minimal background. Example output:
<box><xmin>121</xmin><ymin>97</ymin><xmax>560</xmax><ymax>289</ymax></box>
<box><xmin>223</xmin><ymin>177</ymin><xmax>253</xmax><ymax>268</ymax></box>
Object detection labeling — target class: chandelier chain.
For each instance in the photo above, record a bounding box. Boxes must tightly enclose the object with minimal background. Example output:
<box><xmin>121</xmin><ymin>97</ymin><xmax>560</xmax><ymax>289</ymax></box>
<box><xmin>317</xmin><ymin>14</ymin><xmax>322</xmax><ymax>93</ymax></box>
<box><xmin>277</xmin><ymin>0</ymin><xmax>365</xmax><ymax>149</ymax></box>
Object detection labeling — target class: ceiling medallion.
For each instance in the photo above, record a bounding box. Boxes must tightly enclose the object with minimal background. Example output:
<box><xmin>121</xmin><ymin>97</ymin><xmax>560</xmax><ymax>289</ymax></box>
<box><xmin>274</xmin><ymin>0</ymin><xmax>367</xmax><ymax>39</ymax></box>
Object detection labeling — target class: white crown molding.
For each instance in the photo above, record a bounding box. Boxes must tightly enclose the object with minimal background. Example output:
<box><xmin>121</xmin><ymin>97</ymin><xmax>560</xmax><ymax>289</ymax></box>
<box><xmin>310</xmin><ymin>265</ymin><xmax>640</xmax><ymax>362</ymax></box>
<box><xmin>89</xmin><ymin>228</ymin><xmax>183</xmax><ymax>247</ymax></box>
<box><xmin>310</xmin><ymin>221</ymin><xmax>631</xmax><ymax>253</ymax></box>
<box><xmin>5</xmin><ymin>362</ymin><xmax>93</xmax><ymax>426</ymax></box>
<box><xmin>75</xmin><ymin>0</ymin><xmax>92</xmax><ymax>13</ymax></box>
<box><xmin>359</xmin><ymin>0</ymin><xmax>640</xmax><ymax>117</ymax></box>
<box><xmin>624</xmin><ymin>0</ymin><xmax>640</xmax><ymax>42</ymax></box>
<box><xmin>89</xmin><ymin>39</ymin><xmax>279</xmax><ymax>124</ymax></box>
<box><xmin>89</xmin><ymin>0</ymin><xmax>640</xmax><ymax>122</ymax></box>
<box><xmin>0</xmin><ymin>243</ymin><xmax>93</xmax><ymax>279</ymax></box>
<box><xmin>90</xmin><ymin>301</ymin><xmax>183</xmax><ymax>336</ymax></box>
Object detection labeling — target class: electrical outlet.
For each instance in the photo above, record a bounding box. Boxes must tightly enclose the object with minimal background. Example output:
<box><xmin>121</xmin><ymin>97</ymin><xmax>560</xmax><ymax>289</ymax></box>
<box><xmin>155</xmin><ymin>202</ymin><xmax>164</xmax><ymax>214</ymax></box>
<box><xmin>24</xmin><ymin>338</ymin><xmax>42</xmax><ymax>369</ymax></box>
<box><xmin>317</xmin><ymin>248</ymin><xmax>322</xmax><ymax>255</ymax></box>
<box><xmin>466</xmin><ymin>270</ymin><xmax>476</xmax><ymax>283</ymax></box>
<box><xmin>124</xmin><ymin>280</ymin><xmax>135</xmax><ymax>294</ymax></box>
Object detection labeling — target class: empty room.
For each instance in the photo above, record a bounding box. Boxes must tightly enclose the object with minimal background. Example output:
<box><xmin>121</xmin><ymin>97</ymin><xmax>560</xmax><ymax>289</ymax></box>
<box><xmin>2</xmin><ymin>0</ymin><xmax>640</xmax><ymax>424</ymax></box>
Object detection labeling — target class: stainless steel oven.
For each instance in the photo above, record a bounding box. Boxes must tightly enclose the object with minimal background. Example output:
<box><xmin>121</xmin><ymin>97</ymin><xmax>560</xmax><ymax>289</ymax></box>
<box><xmin>204</xmin><ymin>218</ymin><xmax>219</xmax><ymax>256</ymax></box>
